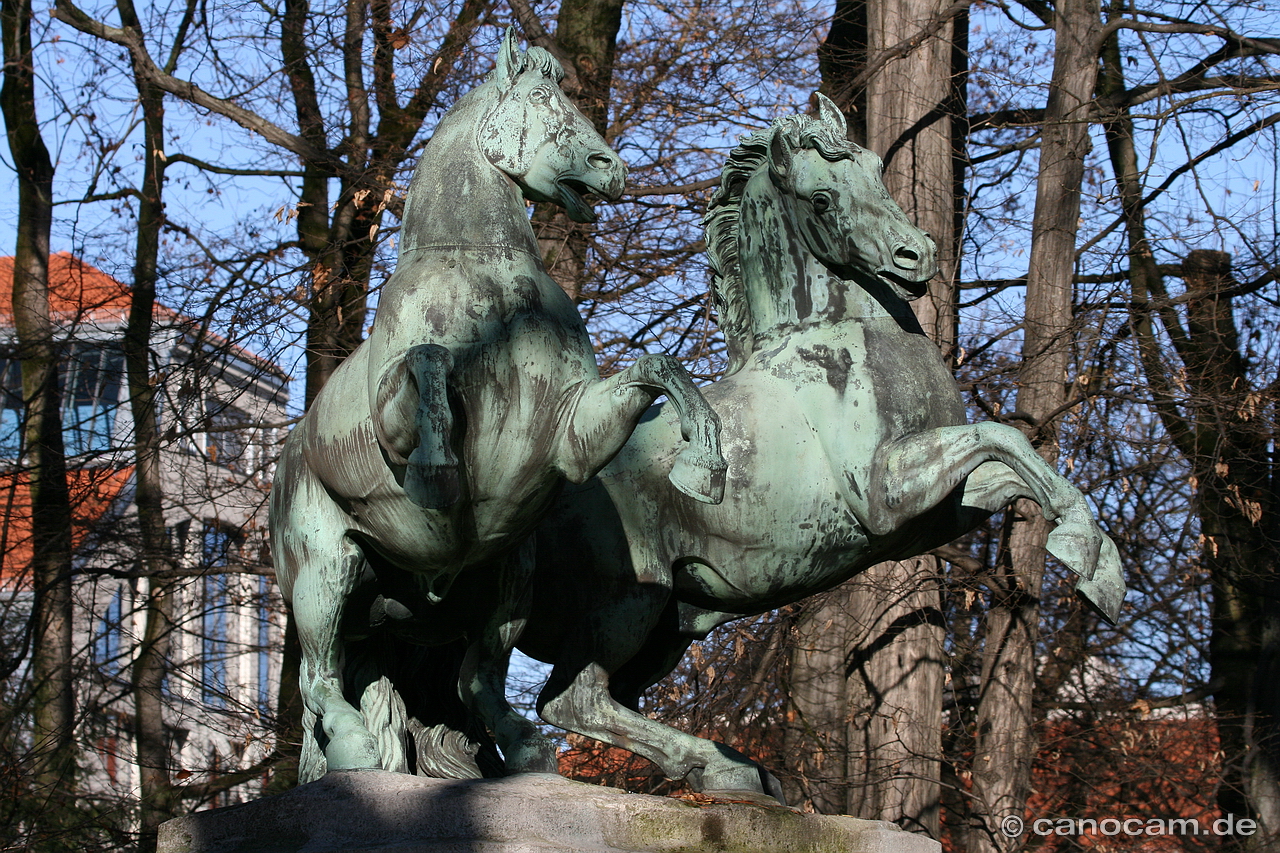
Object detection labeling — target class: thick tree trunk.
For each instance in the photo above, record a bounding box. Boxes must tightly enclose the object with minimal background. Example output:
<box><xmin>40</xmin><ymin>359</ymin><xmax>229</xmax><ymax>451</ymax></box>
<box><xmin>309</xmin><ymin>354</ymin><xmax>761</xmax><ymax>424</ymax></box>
<box><xmin>1099</xmin><ymin>20</ymin><xmax>1279</xmax><ymax>843</ymax></box>
<box><xmin>131</xmin><ymin>578</ymin><xmax>177</xmax><ymax>853</ymax></box>
<box><xmin>866</xmin><ymin>0</ymin><xmax>960</xmax><ymax>352</ymax></box>
<box><xmin>117</xmin><ymin>0</ymin><xmax>183</xmax><ymax>840</ymax></box>
<box><xmin>788</xmin><ymin>0</ymin><xmax>964</xmax><ymax>833</ymax></box>
<box><xmin>530</xmin><ymin>0</ymin><xmax>625</xmax><ymax>302</ymax></box>
<box><xmin>836</xmin><ymin>560</ymin><xmax>944</xmax><ymax>834</ymax></box>
<box><xmin>966</xmin><ymin>0</ymin><xmax>1100</xmax><ymax>848</ymax></box>
<box><xmin>1</xmin><ymin>0</ymin><xmax>77</xmax><ymax>827</ymax></box>
<box><xmin>784</xmin><ymin>586</ymin><xmax>858</xmax><ymax>814</ymax></box>
<box><xmin>817</xmin><ymin>0</ymin><xmax>867</xmax><ymax>145</ymax></box>
<box><xmin>1125</xmin><ymin>247</ymin><xmax>1280</xmax><ymax>848</ymax></box>
<box><xmin>1183</xmin><ymin>252</ymin><xmax>1280</xmax><ymax>850</ymax></box>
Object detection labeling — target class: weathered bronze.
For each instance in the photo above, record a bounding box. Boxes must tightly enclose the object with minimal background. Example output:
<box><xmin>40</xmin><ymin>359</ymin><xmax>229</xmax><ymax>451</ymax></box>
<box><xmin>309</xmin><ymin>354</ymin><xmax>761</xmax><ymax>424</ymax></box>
<box><xmin>268</xmin><ymin>31</ymin><xmax>726</xmax><ymax>782</ymax></box>
<box><xmin>518</xmin><ymin>96</ymin><xmax>1126</xmax><ymax>800</ymax></box>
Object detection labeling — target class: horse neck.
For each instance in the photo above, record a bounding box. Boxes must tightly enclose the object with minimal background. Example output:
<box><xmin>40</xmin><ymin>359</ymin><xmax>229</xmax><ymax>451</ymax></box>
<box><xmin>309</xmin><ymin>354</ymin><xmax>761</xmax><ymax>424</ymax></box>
<box><xmin>397</xmin><ymin>100</ymin><xmax>540</xmax><ymax>258</ymax></box>
<box><xmin>735</xmin><ymin>176</ymin><xmax>888</xmax><ymax>343</ymax></box>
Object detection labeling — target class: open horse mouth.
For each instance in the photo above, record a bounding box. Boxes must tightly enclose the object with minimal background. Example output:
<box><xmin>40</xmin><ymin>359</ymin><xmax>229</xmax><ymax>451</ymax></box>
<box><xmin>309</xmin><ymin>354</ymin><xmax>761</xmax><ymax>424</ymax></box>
<box><xmin>557</xmin><ymin>178</ymin><xmax>601</xmax><ymax>223</ymax></box>
<box><xmin>558</xmin><ymin>169</ymin><xmax>626</xmax><ymax>224</ymax></box>
<box><xmin>877</xmin><ymin>267</ymin><xmax>932</xmax><ymax>301</ymax></box>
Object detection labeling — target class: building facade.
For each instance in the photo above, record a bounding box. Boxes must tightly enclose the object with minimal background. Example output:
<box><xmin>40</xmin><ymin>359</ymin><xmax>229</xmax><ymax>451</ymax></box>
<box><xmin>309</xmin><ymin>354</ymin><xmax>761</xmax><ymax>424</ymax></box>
<box><xmin>0</xmin><ymin>253</ymin><xmax>289</xmax><ymax>822</ymax></box>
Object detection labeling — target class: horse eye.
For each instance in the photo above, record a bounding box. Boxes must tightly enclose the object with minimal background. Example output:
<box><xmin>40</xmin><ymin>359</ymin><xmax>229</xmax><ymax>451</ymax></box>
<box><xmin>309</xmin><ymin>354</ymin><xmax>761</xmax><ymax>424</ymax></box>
<box><xmin>811</xmin><ymin>193</ymin><xmax>831</xmax><ymax>214</ymax></box>
<box><xmin>528</xmin><ymin>86</ymin><xmax>552</xmax><ymax>104</ymax></box>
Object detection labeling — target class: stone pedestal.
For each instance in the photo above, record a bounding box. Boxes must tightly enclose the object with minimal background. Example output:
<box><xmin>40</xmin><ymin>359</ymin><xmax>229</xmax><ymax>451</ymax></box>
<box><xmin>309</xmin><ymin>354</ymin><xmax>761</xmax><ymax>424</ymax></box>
<box><xmin>158</xmin><ymin>771</ymin><xmax>940</xmax><ymax>853</ymax></box>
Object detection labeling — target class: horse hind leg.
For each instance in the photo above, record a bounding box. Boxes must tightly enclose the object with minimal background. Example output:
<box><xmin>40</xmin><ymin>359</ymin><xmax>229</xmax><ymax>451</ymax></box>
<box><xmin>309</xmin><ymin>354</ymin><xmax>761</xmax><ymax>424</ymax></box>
<box><xmin>290</xmin><ymin>535</ymin><xmax>382</xmax><ymax>774</ymax></box>
<box><xmin>372</xmin><ymin>343</ymin><xmax>460</xmax><ymax>509</ymax></box>
<box><xmin>539</xmin><ymin>659</ymin><xmax>782</xmax><ymax>802</ymax></box>
<box><xmin>605</xmin><ymin>614</ymin><xmax>789</xmax><ymax>804</ymax></box>
<box><xmin>456</xmin><ymin>542</ymin><xmax>557</xmax><ymax>774</ymax></box>
<box><xmin>536</xmin><ymin>577</ymin><xmax>780</xmax><ymax>799</ymax></box>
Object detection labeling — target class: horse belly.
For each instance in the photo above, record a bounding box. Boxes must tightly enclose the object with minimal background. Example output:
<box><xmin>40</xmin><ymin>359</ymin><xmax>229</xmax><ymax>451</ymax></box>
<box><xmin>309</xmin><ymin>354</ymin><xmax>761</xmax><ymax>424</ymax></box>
<box><xmin>450</xmin><ymin>311</ymin><xmax>595</xmax><ymax>546</ymax></box>
<box><xmin>603</xmin><ymin>384</ymin><xmax>866</xmax><ymax>612</ymax></box>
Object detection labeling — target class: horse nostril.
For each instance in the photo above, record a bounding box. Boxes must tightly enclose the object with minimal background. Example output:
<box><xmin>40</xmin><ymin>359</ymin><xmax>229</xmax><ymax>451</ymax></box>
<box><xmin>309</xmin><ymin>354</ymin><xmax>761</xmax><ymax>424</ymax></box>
<box><xmin>893</xmin><ymin>245</ymin><xmax>921</xmax><ymax>269</ymax></box>
<box><xmin>589</xmin><ymin>153</ymin><xmax>615</xmax><ymax>170</ymax></box>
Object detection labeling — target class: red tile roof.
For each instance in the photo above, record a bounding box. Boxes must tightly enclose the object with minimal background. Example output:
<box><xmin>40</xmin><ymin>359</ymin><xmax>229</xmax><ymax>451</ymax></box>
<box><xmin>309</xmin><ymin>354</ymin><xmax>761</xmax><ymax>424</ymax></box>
<box><xmin>0</xmin><ymin>466</ymin><xmax>135</xmax><ymax>587</ymax></box>
<box><xmin>0</xmin><ymin>252</ymin><xmax>288</xmax><ymax>380</ymax></box>
<box><xmin>0</xmin><ymin>253</ymin><xmax>135</xmax><ymax>326</ymax></box>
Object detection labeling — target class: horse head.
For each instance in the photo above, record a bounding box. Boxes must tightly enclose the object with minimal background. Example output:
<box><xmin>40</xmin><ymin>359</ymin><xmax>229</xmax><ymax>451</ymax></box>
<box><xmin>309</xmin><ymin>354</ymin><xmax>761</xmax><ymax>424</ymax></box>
<box><xmin>476</xmin><ymin>30</ymin><xmax>625</xmax><ymax>223</ymax></box>
<box><xmin>765</xmin><ymin>93</ymin><xmax>938</xmax><ymax>301</ymax></box>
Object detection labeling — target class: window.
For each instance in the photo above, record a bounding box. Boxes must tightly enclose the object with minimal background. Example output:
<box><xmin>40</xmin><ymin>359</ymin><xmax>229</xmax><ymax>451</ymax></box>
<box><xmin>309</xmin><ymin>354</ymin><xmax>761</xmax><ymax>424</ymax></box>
<box><xmin>201</xmin><ymin>523</ymin><xmax>237</xmax><ymax>709</ymax></box>
<box><xmin>93</xmin><ymin>585</ymin><xmax>126</xmax><ymax>679</ymax></box>
<box><xmin>0</xmin><ymin>359</ymin><xmax>20</xmax><ymax>456</ymax></box>
<box><xmin>206</xmin><ymin>402</ymin><xmax>252</xmax><ymax>472</ymax></box>
<box><xmin>0</xmin><ymin>344</ymin><xmax>123</xmax><ymax>458</ymax></box>
<box><xmin>63</xmin><ymin>344</ymin><xmax>124</xmax><ymax>456</ymax></box>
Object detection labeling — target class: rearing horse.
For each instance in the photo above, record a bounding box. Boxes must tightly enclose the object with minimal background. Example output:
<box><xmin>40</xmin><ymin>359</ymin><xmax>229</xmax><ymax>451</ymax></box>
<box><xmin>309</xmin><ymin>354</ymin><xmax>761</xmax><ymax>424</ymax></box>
<box><xmin>519</xmin><ymin>96</ymin><xmax>1126</xmax><ymax>800</ymax></box>
<box><xmin>270</xmin><ymin>32</ymin><xmax>725</xmax><ymax>781</ymax></box>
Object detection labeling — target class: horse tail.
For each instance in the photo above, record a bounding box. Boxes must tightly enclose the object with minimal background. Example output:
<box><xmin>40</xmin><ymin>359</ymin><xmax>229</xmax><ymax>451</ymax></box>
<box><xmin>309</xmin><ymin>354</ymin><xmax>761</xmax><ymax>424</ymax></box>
<box><xmin>344</xmin><ymin>634</ymin><xmax>506</xmax><ymax>779</ymax></box>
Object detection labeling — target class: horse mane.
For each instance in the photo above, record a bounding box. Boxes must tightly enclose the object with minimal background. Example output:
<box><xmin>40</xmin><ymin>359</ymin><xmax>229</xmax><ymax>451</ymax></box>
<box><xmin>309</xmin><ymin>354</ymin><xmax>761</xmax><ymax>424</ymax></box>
<box><xmin>703</xmin><ymin>112</ymin><xmax>856</xmax><ymax>374</ymax></box>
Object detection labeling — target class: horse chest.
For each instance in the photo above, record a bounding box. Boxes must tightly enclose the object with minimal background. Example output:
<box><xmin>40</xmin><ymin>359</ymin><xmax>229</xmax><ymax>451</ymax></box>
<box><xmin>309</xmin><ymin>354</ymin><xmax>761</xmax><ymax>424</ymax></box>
<box><xmin>783</xmin><ymin>322</ymin><xmax>964</xmax><ymax>435</ymax></box>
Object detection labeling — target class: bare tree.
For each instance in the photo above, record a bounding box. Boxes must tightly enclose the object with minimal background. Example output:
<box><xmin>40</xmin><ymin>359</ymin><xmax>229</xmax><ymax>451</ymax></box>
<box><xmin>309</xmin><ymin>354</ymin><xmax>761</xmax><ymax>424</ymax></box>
<box><xmin>1</xmin><ymin>0</ymin><xmax>77</xmax><ymax>839</ymax></box>
<box><xmin>785</xmin><ymin>0</ymin><xmax>968</xmax><ymax>833</ymax></box>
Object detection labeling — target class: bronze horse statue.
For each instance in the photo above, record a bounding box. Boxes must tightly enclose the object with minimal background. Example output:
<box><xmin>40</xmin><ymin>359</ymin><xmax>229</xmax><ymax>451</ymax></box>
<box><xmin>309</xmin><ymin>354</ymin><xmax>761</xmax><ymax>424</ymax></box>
<box><xmin>270</xmin><ymin>32</ymin><xmax>726</xmax><ymax>782</ymax></box>
<box><xmin>518</xmin><ymin>96</ymin><xmax>1126</xmax><ymax>800</ymax></box>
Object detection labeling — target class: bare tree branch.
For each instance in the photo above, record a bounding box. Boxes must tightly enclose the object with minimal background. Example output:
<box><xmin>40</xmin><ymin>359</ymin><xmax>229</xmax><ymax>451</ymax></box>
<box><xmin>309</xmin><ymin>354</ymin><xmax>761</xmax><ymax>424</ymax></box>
<box><xmin>53</xmin><ymin>0</ymin><xmax>337</xmax><ymax>168</ymax></box>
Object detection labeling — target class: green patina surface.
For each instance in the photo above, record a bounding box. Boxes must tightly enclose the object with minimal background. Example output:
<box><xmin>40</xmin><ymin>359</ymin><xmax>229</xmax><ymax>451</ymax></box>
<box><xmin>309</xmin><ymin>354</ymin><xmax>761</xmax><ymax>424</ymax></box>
<box><xmin>265</xmin><ymin>43</ymin><xmax>1125</xmax><ymax>806</ymax></box>
<box><xmin>516</xmin><ymin>95</ymin><xmax>1126</xmax><ymax>799</ymax></box>
<box><xmin>267</xmin><ymin>29</ymin><xmax>724</xmax><ymax>785</ymax></box>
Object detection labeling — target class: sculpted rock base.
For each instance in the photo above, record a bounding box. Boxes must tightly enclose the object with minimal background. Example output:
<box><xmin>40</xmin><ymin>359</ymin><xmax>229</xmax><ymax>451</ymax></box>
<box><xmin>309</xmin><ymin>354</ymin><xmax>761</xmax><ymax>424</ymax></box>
<box><xmin>157</xmin><ymin>770</ymin><xmax>940</xmax><ymax>853</ymax></box>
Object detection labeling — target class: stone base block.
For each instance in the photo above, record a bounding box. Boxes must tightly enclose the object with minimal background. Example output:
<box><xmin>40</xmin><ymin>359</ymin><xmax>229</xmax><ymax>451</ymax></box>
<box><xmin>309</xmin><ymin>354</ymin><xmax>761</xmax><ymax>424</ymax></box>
<box><xmin>159</xmin><ymin>771</ymin><xmax>939</xmax><ymax>853</ymax></box>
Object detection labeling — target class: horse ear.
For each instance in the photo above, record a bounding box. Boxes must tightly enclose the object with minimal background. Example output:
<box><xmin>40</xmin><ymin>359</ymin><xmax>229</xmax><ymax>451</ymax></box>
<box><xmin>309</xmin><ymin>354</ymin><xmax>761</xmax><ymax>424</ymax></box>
<box><xmin>496</xmin><ymin>27</ymin><xmax>521</xmax><ymax>82</ymax></box>
<box><xmin>768</xmin><ymin>127</ymin><xmax>794</xmax><ymax>183</ymax></box>
<box><xmin>810</xmin><ymin>92</ymin><xmax>848</xmax><ymax>139</ymax></box>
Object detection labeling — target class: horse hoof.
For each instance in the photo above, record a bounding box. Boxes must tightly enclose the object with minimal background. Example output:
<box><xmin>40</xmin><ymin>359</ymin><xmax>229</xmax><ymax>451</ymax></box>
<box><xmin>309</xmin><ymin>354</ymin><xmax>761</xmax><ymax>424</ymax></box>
<box><xmin>1046</xmin><ymin>521</ymin><xmax>1103</xmax><ymax>582</ymax></box>
<box><xmin>760</xmin><ymin>768</ymin><xmax>788</xmax><ymax>806</ymax></box>
<box><xmin>699</xmin><ymin>760</ymin><xmax>787</xmax><ymax>805</ymax></box>
<box><xmin>405</xmin><ymin>460</ymin><xmax>461</xmax><ymax>509</ymax></box>
<box><xmin>700</xmin><ymin>765</ymin><xmax>765</xmax><ymax>795</ymax></box>
<box><xmin>324</xmin><ymin>729</ymin><xmax>381</xmax><ymax>772</ymax></box>
<box><xmin>696</xmin><ymin>751</ymin><xmax>765</xmax><ymax>794</ymax></box>
<box><xmin>669</xmin><ymin>451</ymin><xmax>727</xmax><ymax>505</ymax></box>
<box><xmin>1075</xmin><ymin>537</ymin><xmax>1124</xmax><ymax>625</ymax></box>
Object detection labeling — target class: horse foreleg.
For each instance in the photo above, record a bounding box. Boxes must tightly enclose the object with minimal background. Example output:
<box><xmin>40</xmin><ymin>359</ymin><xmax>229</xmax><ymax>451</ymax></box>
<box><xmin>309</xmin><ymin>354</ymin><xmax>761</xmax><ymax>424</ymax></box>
<box><xmin>556</xmin><ymin>353</ymin><xmax>726</xmax><ymax>504</ymax></box>
<box><xmin>956</xmin><ymin>461</ymin><xmax>1126</xmax><ymax>623</ymax></box>
<box><xmin>873</xmin><ymin>424</ymin><xmax>1124</xmax><ymax>621</ymax></box>
<box><xmin>371</xmin><ymin>343</ymin><xmax>459</xmax><ymax>509</ymax></box>
<box><xmin>457</xmin><ymin>541</ymin><xmax>557</xmax><ymax>774</ymax></box>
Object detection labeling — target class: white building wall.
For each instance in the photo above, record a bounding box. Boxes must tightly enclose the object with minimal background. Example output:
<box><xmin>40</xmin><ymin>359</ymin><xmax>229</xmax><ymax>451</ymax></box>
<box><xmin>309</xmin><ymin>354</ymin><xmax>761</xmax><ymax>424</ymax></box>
<box><xmin>2</xmin><ymin>302</ymin><xmax>291</xmax><ymax>818</ymax></box>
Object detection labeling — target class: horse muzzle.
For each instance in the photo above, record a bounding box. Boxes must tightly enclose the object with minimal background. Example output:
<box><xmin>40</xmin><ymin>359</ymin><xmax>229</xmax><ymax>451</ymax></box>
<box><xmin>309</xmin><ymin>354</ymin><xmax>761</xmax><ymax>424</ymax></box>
<box><xmin>877</xmin><ymin>236</ymin><xmax>937</xmax><ymax>300</ymax></box>
<box><xmin>554</xmin><ymin>153</ymin><xmax>625</xmax><ymax>223</ymax></box>
<box><xmin>584</xmin><ymin>150</ymin><xmax>627</xmax><ymax>201</ymax></box>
